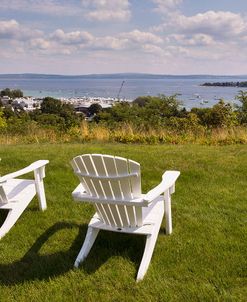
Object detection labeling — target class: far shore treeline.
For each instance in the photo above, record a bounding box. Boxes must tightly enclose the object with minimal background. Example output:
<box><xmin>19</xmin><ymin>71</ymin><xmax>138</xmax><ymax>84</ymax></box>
<box><xmin>202</xmin><ymin>81</ymin><xmax>247</xmax><ymax>87</ymax></box>
<box><xmin>1</xmin><ymin>88</ymin><xmax>247</xmax><ymax>145</ymax></box>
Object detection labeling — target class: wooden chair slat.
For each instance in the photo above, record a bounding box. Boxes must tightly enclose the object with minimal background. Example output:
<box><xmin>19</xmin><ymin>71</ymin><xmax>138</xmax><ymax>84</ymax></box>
<box><xmin>102</xmin><ymin>204</ymin><xmax>116</xmax><ymax>226</ymax></box>
<box><xmin>109</xmin><ymin>205</ymin><xmax>122</xmax><ymax>228</ymax></box>
<box><xmin>74</xmin><ymin>156</ymin><xmax>88</xmax><ymax>174</ymax></box>
<box><xmin>110</xmin><ymin>179</ymin><xmax>123</xmax><ymax>200</ymax></box>
<box><xmin>77</xmin><ymin>175</ymin><xmax>93</xmax><ymax>196</ymax></box>
<box><xmin>129</xmin><ymin>160</ymin><xmax>141</xmax><ymax>198</ymax></box>
<box><xmin>95</xmin><ymin>204</ymin><xmax>109</xmax><ymax>225</ymax></box>
<box><xmin>81</xmin><ymin>155</ymin><xmax>96</xmax><ymax>175</ymax></box>
<box><xmin>90</xmin><ymin>178</ymin><xmax>105</xmax><ymax>198</ymax></box>
<box><xmin>115</xmin><ymin>157</ymin><xmax>132</xmax><ymax>199</ymax></box>
<box><xmin>102</xmin><ymin>155</ymin><xmax>118</xmax><ymax>175</ymax></box>
<box><xmin>117</xmin><ymin>205</ymin><xmax>129</xmax><ymax>227</ymax></box>
<box><xmin>135</xmin><ymin>207</ymin><xmax>143</xmax><ymax>227</ymax></box>
<box><xmin>125</xmin><ymin>205</ymin><xmax>136</xmax><ymax>226</ymax></box>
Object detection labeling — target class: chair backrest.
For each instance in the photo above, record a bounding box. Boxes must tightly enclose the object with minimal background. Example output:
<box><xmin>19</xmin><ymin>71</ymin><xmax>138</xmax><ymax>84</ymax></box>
<box><xmin>71</xmin><ymin>154</ymin><xmax>143</xmax><ymax>228</ymax></box>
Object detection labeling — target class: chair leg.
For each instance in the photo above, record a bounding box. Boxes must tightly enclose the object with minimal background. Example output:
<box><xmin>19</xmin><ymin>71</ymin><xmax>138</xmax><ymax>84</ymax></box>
<box><xmin>165</xmin><ymin>190</ymin><xmax>172</xmax><ymax>234</ymax></box>
<box><xmin>136</xmin><ymin>224</ymin><xmax>161</xmax><ymax>281</ymax></box>
<box><xmin>34</xmin><ymin>170</ymin><xmax>47</xmax><ymax>211</ymax></box>
<box><xmin>74</xmin><ymin>226</ymin><xmax>99</xmax><ymax>268</ymax></box>
<box><xmin>0</xmin><ymin>209</ymin><xmax>23</xmax><ymax>239</ymax></box>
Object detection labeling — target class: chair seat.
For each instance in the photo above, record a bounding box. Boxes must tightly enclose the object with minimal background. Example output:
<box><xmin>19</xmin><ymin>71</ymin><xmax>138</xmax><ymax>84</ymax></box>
<box><xmin>0</xmin><ymin>179</ymin><xmax>36</xmax><ymax>209</ymax></box>
<box><xmin>89</xmin><ymin>195</ymin><xmax>164</xmax><ymax>235</ymax></box>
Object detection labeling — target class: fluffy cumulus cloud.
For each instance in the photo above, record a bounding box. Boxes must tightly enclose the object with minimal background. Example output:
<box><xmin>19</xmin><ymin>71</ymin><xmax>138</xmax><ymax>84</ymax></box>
<box><xmin>152</xmin><ymin>0</ymin><xmax>183</xmax><ymax>14</ymax></box>
<box><xmin>120</xmin><ymin>30</ymin><xmax>163</xmax><ymax>45</ymax></box>
<box><xmin>168</xmin><ymin>34</ymin><xmax>215</xmax><ymax>47</ymax></box>
<box><xmin>154</xmin><ymin>9</ymin><xmax>247</xmax><ymax>51</ymax></box>
<box><xmin>51</xmin><ymin>29</ymin><xmax>94</xmax><ymax>45</ymax></box>
<box><xmin>29</xmin><ymin>38</ymin><xmax>51</xmax><ymax>50</ymax></box>
<box><xmin>0</xmin><ymin>19</ymin><xmax>166</xmax><ymax>58</ymax></box>
<box><xmin>81</xmin><ymin>0</ymin><xmax>131</xmax><ymax>21</ymax></box>
<box><xmin>0</xmin><ymin>19</ymin><xmax>43</xmax><ymax>40</ymax></box>
<box><xmin>164</xmin><ymin>11</ymin><xmax>247</xmax><ymax>39</ymax></box>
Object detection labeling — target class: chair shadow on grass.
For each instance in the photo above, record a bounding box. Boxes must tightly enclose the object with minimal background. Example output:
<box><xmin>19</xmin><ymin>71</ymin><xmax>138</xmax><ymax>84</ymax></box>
<box><xmin>0</xmin><ymin>221</ymin><xmax>146</xmax><ymax>285</ymax></box>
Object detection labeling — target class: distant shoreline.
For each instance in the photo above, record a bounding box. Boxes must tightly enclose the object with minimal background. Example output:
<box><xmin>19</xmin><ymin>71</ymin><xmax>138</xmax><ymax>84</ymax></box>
<box><xmin>202</xmin><ymin>81</ymin><xmax>247</xmax><ymax>87</ymax></box>
<box><xmin>1</xmin><ymin>73</ymin><xmax>247</xmax><ymax>80</ymax></box>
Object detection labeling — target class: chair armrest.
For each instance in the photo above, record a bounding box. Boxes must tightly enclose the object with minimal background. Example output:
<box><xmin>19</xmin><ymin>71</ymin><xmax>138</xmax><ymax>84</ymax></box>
<box><xmin>0</xmin><ymin>160</ymin><xmax>49</xmax><ymax>183</ymax></box>
<box><xmin>143</xmin><ymin>171</ymin><xmax>180</xmax><ymax>204</ymax></box>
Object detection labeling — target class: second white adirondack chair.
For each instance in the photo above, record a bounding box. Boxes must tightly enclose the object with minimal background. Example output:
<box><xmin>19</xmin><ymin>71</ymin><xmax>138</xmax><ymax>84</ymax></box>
<box><xmin>71</xmin><ymin>154</ymin><xmax>180</xmax><ymax>281</ymax></box>
<box><xmin>0</xmin><ymin>160</ymin><xmax>49</xmax><ymax>239</ymax></box>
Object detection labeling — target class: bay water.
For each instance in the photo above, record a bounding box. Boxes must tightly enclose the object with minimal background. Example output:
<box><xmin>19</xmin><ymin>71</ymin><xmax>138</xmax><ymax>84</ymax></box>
<box><xmin>0</xmin><ymin>74</ymin><xmax>246</xmax><ymax>108</ymax></box>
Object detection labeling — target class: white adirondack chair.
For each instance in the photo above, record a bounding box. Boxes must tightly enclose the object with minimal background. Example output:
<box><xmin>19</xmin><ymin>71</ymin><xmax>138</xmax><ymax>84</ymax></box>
<box><xmin>71</xmin><ymin>154</ymin><xmax>180</xmax><ymax>281</ymax></box>
<box><xmin>0</xmin><ymin>160</ymin><xmax>49</xmax><ymax>239</ymax></box>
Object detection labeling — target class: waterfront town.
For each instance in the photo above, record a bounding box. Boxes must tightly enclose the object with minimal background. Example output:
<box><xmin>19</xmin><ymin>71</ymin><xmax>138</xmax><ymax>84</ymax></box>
<box><xmin>0</xmin><ymin>94</ymin><xmax>132</xmax><ymax>116</ymax></box>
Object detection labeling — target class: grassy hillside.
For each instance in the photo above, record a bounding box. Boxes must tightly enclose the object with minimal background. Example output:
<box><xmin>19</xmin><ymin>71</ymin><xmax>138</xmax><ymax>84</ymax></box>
<box><xmin>0</xmin><ymin>143</ymin><xmax>246</xmax><ymax>301</ymax></box>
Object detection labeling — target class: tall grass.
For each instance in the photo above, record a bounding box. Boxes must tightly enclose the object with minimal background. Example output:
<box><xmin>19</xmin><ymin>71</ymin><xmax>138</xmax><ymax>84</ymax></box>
<box><xmin>1</xmin><ymin>122</ymin><xmax>247</xmax><ymax>145</ymax></box>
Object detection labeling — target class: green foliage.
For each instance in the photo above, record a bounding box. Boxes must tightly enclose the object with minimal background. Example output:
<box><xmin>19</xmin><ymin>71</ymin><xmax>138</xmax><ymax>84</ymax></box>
<box><xmin>133</xmin><ymin>96</ymin><xmax>152</xmax><ymax>107</ymax></box>
<box><xmin>5</xmin><ymin>116</ymin><xmax>34</xmax><ymax>135</ymax></box>
<box><xmin>167</xmin><ymin>113</ymin><xmax>204</xmax><ymax>133</ymax></box>
<box><xmin>235</xmin><ymin>90</ymin><xmax>247</xmax><ymax>123</ymax></box>
<box><xmin>39</xmin><ymin>97</ymin><xmax>81</xmax><ymax>129</ymax></box>
<box><xmin>0</xmin><ymin>88</ymin><xmax>23</xmax><ymax>98</ymax></box>
<box><xmin>191</xmin><ymin>100</ymin><xmax>238</xmax><ymax>128</ymax></box>
<box><xmin>0</xmin><ymin>110</ymin><xmax>7</xmax><ymax>129</ymax></box>
<box><xmin>35</xmin><ymin>113</ymin><xmax>66</xmax><ymax>130</ymax></box>
<box><xmin>209</xmin><ymin>100</ymin><xmax>238</xmax><ymax>128</ymax></box>
<box><xmin>40</xmin><ymin>97</ymin><xmax>63</xmax><ymax>114</ymax></box>
<box><xmin>98</xmin><ymin>95</ymin><xmax>239</xmax><ymax>132</ymax></box>
<box><xmin>88</xmin><ymin>103</ymin><xmax>103</xmax><ymax>115</ymax></box>
<box><xmin>1</xmin><ymin>93</ymin><xmax>246</xmax><ymax>143</ymax></box>
<box><xmin>98</xmin><ymin>95</ymin><xmax>181</xmax><ymax>129</ymax></box>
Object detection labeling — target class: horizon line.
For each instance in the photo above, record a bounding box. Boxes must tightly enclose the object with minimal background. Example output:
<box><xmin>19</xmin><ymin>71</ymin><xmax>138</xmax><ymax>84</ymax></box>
<box><xmin>0</xmin><ymin>72</ymin><xmax>247</xmax><ymax>77</ymax></box>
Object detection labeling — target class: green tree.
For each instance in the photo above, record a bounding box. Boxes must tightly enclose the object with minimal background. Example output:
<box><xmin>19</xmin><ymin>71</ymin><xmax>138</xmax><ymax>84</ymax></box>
<box><xmin>88</xmin><ymin>103</ymin><xmax>103</xmax><ymax>116</ymax></box>
<box><xmin>235</xmin><ymin>90</ymin><xmax>247</xmax><ymax>124</ymax></box>
<box><xmin>39</xmin><ymin>97</ymin><xmax>81</xmax><ymax>129</ymax></box>
<box><xmin>40</xmin><ymin>97</ymin><xmax>63</xmax><ymax>114</ymax></box>
<box><xmin>0</xmin><ymin>88</ymin><xmax>23</xmax><ymax>98</ymax></box>
<box><xmin>206</xmin><ymin>100</ymin><xmax>238</xmax><ymax>128</ymax></box>
<box><xmin>98</xmin><ymin>95</ymin><xmax>182</xmax><ymax>129</ymax></box>
<box><xmin>36</xmin><ymin>114</ymin><xmax>66</xmax><ymax>130</ymax></box>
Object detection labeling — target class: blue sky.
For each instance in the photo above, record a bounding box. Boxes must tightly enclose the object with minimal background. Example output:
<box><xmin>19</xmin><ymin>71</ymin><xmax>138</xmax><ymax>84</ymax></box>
<box><xmin>1</xmin><ymin>0</ymin><xmax>247</xmax><ymax>75</ymax></box>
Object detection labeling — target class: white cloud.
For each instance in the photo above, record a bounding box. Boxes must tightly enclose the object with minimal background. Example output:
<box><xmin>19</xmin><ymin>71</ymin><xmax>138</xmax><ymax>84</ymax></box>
<box><xmin>51</xmin><ymin>29</ymin><xmax>94</xmax><ymax>45</ymax></box>
<box><xmin>120</xmin><ymin>30</ymin><xmax>163</xmax><ymax>44</ymax></box>
<box><xmin>152</xmin><ymin>0</ymin><xmax>183</xmax><ymax>14</ymax></box>
<box><xmin>141</xmin><ymin>44</ymin><xmax>165</xmax><ymax>56</ymax></box>
<box><xmin>92</xmin><ymin>36</ymin><xmax>128</xmax><ymax>50</ymax></box>
<box><xmin>0</xmin><ymin>0</ymin><xmax>81</xmax><ymax>16</ymax></box>
<box><xmin>179</xmin><ymin>11</ymin><xmax>246</xmax><ymax>38</ymax></box>
<box><xmin>0</xmin><ymin>0</ymin><xmax>131</xmax><ymax>21</ymax></box>
<box><xmin>81</xmin><ymin>0</ymin><xmax>131</xmax><ymax>21</ymax></box>
<box><xmin>29</xmin><ymin>38</ymin><xmax>51</xmax><ymax>50</ymax></box>
<box><xmin>0</xmin><ymin>19</ymin><xmax>43</xmax><ymax>40</ymax></box>
<box><xmin>168</xmin><ymin>34</ymin><xmax>215</xmax><ymax>46</ymax></box>
<box><xmin>0</xmin><ymin>19</ymin><xmax>19</xmax><ymax>39</ymax></box>
<box><xmin>155</xmin><ymin>11</ymin><xmax>247</xmax><ymax>41</ymax></box>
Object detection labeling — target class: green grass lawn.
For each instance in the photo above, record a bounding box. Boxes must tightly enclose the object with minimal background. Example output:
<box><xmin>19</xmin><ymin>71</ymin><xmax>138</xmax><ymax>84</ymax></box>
<box><xmin>0</xmin><ymin>143</ymin><xmax>246</xmax><ymax>301</ymax></box>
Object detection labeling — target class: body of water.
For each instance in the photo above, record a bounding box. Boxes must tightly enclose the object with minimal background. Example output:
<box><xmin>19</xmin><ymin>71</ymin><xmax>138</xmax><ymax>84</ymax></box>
<box><xmin>0</xmin><ymin>74</ymin><xmax>246</xmax><ymax>108</ymax></box>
